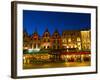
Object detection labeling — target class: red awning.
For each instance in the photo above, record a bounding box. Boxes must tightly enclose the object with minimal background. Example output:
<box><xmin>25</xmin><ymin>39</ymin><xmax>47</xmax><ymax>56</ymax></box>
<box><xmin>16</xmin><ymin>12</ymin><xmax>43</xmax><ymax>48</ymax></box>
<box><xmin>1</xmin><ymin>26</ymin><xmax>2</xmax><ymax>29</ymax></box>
<box><xmin>61</xmin><ymin>51</ymin><xmax>91</xmax><ymax>55</ymax></box>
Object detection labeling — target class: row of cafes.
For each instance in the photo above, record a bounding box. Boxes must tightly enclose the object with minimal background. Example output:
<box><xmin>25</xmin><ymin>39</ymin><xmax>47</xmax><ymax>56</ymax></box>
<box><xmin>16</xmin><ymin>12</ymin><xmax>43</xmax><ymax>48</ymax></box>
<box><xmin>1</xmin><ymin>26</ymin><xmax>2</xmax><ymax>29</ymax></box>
<box><xmin>23</xmin><ymin>50</ymin><xmax>91</xmax><ymax>64</ymax></box>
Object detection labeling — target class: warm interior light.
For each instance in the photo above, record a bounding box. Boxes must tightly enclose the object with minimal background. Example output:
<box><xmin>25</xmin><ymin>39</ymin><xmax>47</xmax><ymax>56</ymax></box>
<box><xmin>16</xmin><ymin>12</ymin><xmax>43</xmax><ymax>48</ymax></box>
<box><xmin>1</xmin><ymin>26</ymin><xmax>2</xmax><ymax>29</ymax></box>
<box><xmin>23</xmin><ymin>56</ymin><xmax>26</xmax><ymax>60</ymax></box>
<box><xmin>24</xmin><ymin>47</ymin><xmax>28</xmax><ymax>49</ymax></box>
<box><xmin>77</xmin><ymin>43</ymin><xmax>81</xmax><ymax>45</ymax></box>
<box><xmin>28</xmin><ymin>49</ymin><xmax>33</xmax><ymax>53</ymax></box>
<box><xmin>68</xmin><ymin>38</ymin><xmax>71</xmax><ymax>42</ymax></box>
<box><xmin>74</xmin><ymin>45</ymin><xmax>77</xmax><ymax>48</ymax></box>
<box><xmin>77</xmin><ymin>37</ymin><xmax>81</xmax><ymax>41</ymax></box>
<box><xmin>71</xmin><ymin>45</ymin><xmax>73</xmax><ymax>48</ymax></box>
<box><xmin>67</xmin><ymin>46</ymin><xmax>69</xmax><ymax>48</ymax></box>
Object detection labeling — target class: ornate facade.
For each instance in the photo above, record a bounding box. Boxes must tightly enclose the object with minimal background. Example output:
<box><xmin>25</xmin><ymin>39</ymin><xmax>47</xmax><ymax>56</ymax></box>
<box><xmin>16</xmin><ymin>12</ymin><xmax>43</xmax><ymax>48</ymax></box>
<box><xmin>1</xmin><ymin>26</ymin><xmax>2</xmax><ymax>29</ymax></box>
<box><xmin>23</xmin><ymin>29</ymin><xmax>91</xmax><ymax>63</ymax></box>
<box><xmin>31</xmin><ymin>31</ymin><xmax>40</xmax><ymax>49</ymax></box>
<box><xmin>62</xmin><ymin>30</ymin><xmax>81</xmax><ymax>51</ymax></box>
<box><xmin>23</xmin><ymin>29</ymin><xmax>91</xmax><ymax>51</ymax></box>
<box><xmin>51</xmin><ymin>30</ymin><xmax>62</xmax><ymax>49</ymax></box>
<box><xmin>41</xmin><ymin>29</ymin><xmax>51</xmax><ymax>49</ymax></box>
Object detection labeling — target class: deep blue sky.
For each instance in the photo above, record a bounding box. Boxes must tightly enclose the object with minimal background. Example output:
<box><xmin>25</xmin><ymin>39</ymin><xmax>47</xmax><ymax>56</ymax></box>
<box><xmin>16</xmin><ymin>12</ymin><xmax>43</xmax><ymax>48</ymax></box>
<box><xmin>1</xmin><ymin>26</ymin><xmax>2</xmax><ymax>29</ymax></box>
<box><xmin>23</xmin><ymin>10</ymin><xmax>91</xmax><ymax>36</ymax></box>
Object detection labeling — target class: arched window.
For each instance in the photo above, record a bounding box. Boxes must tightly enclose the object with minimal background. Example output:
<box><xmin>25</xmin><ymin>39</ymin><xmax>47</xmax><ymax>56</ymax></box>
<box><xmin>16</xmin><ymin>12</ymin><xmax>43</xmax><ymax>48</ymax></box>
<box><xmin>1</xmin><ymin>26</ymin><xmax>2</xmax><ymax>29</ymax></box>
<box><xmin>34</xmin><ymin>38</ymin><xmax>36</xmax><ymax>40</ymax></box>
<box><xmin>55</xmin><ymin>34</ymin><xmax>58</xmax><ymax>37</ymax></box>
<box><xmin>57</xmin><ymin>45</ymin><xmax>59</xmax><ymax>49</ymax></box>
<box><xmin>48</xmin><ymin>39</ymin><xmax>50</xmax><ymax>42</ymax></box>
<box><xmin>47</xmin><ymin>46</ymin><xmax>49</xmax><ymax>49</ymax></box>
<box><xmin>46</xmin><ymin>33</ymin><xmax>48</xmax><ymax>37</ymax></box>
<box><xmin>68</xmin><ymin>38</ymin><xmax>71</xmax><ymax>42</ymax></box>
<box><xmin>44</xmin><ymin>39</ymin><xmax>46</xmax><ymax>42</ymax></box>
<box><xmin>62</xmin><ymin>39</ymin><xmax>66</xmax><ymax>43</ymax></box>
<box><xmin>77</xmin><ymin>37</ymin><xmax>81</xmax><ymax>41</ymax></box>
<box><xmin>34</xmin><ymin>43</ymin><xmax>36</xmax><ymax>48</ymax></box>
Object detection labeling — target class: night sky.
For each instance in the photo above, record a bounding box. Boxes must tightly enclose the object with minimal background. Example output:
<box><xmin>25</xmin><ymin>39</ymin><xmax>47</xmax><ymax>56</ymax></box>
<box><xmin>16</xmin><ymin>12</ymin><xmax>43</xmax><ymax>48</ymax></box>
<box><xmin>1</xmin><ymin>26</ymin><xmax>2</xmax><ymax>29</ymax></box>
<box><xmin>23</xmin><ymin>10</ymin><xmax>91</xmax><ymax>36</ymax></box>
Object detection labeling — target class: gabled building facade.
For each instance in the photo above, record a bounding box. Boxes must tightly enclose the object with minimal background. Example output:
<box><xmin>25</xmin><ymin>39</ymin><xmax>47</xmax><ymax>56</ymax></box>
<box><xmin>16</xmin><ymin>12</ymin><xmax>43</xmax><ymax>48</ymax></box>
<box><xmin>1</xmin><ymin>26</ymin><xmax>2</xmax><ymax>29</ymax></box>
<box><xmin>23</xmin><ymin>31</ymin><xmax>31</xmax><ymax>50</ymax></box>
<box><xmin>41</xmin><ymin>29</ymin><xmax>51</xmax><ymax>49</ymax></box>
<box><xmin>23</xmin><ymin>28</ymin><xmax>91</xmax><ymax>51</ymax></box>
<box><xmin>51</xmin><ymin>30</ymin><xmax>62</xmax><ymax>49</ymax></box>
<box><xmin>31</xmin><ymin>31</ymin><xmax>40</xmax><ymax>49</ymax></box>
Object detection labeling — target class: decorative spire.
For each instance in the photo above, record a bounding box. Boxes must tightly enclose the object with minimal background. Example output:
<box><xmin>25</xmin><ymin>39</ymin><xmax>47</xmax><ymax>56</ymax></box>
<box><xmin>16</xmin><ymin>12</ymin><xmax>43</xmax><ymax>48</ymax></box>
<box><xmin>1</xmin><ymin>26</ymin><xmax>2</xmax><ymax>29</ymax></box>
<box><xmin>54</xmin><ymin>29</ymin><xmax>60</xmax><ymax>35</ymax></box>
<box><xmin>33</xmin><ymin>27</ymin><xmax>38</xmax><ymax>35</ymax></box>
<box><xmin>35</xmin><ymin>27</ymin><xmax>37</xmax><ymax>33</ymax></box>
<box><xmin>52</xmin><ymin>28</ymin><xmax>60</xmax><ymax>38</ymax></box>
<box><xmin>55</xmin><ymin>29</ymin><xmax>58</xmax><ymax>33</ymax></box>
<box><xmin>42</xmin><ymin>28</ymin><xmax>51</xmax><ymax>37</ymax></box>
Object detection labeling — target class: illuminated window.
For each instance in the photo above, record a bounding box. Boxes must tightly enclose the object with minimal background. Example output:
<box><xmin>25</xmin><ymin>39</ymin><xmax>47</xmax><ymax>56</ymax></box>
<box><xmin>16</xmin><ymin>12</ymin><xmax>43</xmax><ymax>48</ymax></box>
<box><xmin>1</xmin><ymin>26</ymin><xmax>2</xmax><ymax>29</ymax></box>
<box><xmin>77</xmin><ymin>43</ymin><xmax>81</xmax><ymax>45</ymax></box>
<box><xmin>67</xmin><ymin>46</ymin><xmax>69</xmax><ymax>48</ymax></box>
<box><xmin>78</xmin><ymin>46</ymin><xmax>81</xmax><ymax>50</ymax></box>
<box><xmin>74</xmin><ymin>45</ymin><xmax>77</xmax><ymax>48</ymax></box>
<box><xmin>62</xmin><ymin>39</ymin><xmax>66</xmax><ymax>43</ymax></box>
<box><xmin>77</xmin><ymin>37</ymin><xmax>81</xmax><ymax>41</ymax></box>
<box><xmin>68</xmin><ymin>38</ymin><xmax>71</xmax><ymax>42</ymax></box>
<box><xmin>71</xmin><ymin>45</ymin><xmax>73</xmax><ymax>48</ymax></box>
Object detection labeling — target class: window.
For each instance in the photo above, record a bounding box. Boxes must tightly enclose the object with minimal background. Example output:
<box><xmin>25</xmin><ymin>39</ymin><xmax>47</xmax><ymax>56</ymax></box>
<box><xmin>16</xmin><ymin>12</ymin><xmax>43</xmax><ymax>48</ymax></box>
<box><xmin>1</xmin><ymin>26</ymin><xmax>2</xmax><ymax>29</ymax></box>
<box><xmin>34</xmin><ymin>43</ymin><xmax>36</xmax><ymax>48</ymax></box>
<box><xmin>77</xmin><ymin>37</ymin><xmax>81</xmax><ymax>41</ymax></box>
<box><xmin>74</xmin><ymin>45</ymin><xmax>77</xmax><ymax>48</ymax></box>
<box><xmin>55</xmin><ymin>40</ymin><xmax>59</xmax><ymax>43</ymax></box>
<box><xmin>34</xmin><ymin>38</ymin><xmax>36</xmax><ymax>40</ymax></box>
<box><xmin>46</xmin><ymin>34</ymin><xmax>48</xmax><ymax>37</ymax></box>
<box><xmin>63</xmin><ymin>39</ymin><xmax>66</xmax><ymax>43</ymax></box>
<box><xmin>68</xmin><ymin>38</ymin><xmax>71</xmax><ymax>42</ymax></box>
<box><xmin>48</xmin><ymin>39</ymin><xmax>50</xmax><ymax>42</ymax></box>
<box><xmin>55</xmin><ymin>34</ymin><xmax>58</xmax><ymax>37</ymax></box>
<box><xmin>44</xmin><ymin>39</ymin><xmax>46</xmax><ymax>42</ymax></box>
<box><xmin>54</xmin><ymin>40</ymin><xmax>56</xmax><ymax>43</ymax></box>
<box><xmin>47</xmin><ymin>46</ymin><xmax>49</xmax><ymax>49</ymax></box>
<box><xmin>77</xmin><ymin>42</ymin><xmax>81</xmax><ymax>46</ymax></box>
<box><xmin>58</xmin><ymin>45</ymin><xmax>59</xmax><ymax>49</ymax></box>
<box><xmin>64</xmin><ymin>33</ymin><xmax>66</xmax><ymax>36</ymax></box>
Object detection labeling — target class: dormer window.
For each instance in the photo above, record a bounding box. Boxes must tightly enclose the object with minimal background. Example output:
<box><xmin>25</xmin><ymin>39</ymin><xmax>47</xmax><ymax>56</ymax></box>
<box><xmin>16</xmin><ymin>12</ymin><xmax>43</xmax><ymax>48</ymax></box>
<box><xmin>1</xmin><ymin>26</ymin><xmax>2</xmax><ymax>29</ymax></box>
<box><xmin>46</xmin><ymin>34</ymin><xmax>48</xmax><ymax>37</ymax></box>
